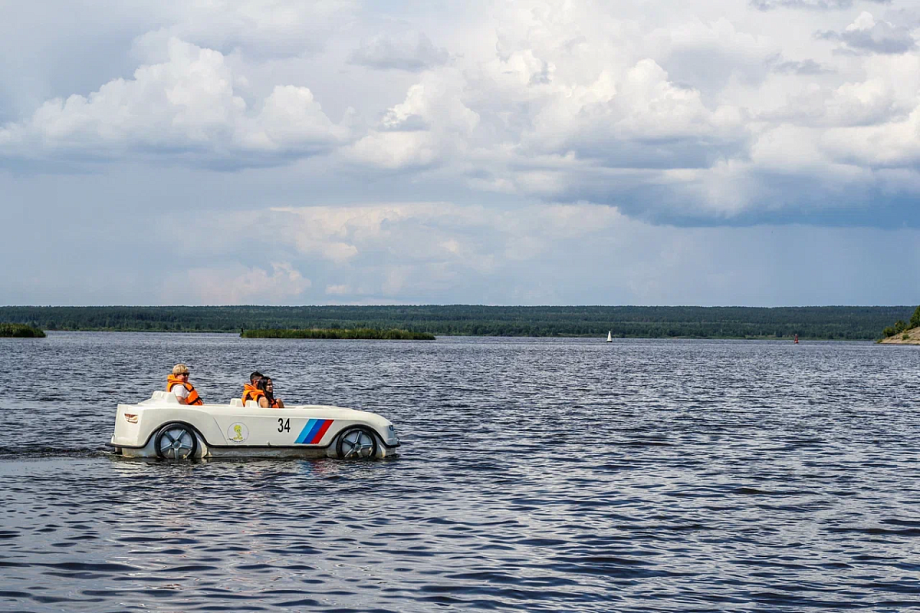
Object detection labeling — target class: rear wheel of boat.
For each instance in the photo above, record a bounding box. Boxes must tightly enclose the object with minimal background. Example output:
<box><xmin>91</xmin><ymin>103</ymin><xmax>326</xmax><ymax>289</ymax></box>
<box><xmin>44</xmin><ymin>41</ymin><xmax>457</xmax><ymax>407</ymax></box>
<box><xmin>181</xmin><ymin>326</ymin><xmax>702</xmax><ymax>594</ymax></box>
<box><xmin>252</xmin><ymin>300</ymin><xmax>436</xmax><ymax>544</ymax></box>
<box><xmin>335</xmin><ymin>426</ymin><xmax>378</xmax><ymax>459</ymax></box>
<box><xmin>154</xmin><ymin>423</ymin><xmax>199</xmax><ymax>460</ymax></box>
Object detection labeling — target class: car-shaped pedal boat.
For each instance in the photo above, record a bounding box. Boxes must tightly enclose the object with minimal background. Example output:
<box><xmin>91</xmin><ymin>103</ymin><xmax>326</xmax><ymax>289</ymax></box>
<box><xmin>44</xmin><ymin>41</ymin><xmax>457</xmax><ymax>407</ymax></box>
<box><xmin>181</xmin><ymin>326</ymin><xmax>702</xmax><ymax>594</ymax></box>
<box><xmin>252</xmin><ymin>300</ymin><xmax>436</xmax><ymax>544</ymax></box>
<box><xmin>109</xmin><ymin>391</ymin><xmax>399</xmax><ymax>460</ymax></box>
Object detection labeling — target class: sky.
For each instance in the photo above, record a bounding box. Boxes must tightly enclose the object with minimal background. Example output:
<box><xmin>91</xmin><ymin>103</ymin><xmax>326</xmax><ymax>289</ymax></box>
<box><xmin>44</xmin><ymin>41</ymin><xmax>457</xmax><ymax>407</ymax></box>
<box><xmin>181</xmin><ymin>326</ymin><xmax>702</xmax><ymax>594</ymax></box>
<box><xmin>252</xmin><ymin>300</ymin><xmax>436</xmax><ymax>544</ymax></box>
<box><xmin>1</xmin><ymin>0</ymin><xmax>919</xmax><ymax>307</ymax></box>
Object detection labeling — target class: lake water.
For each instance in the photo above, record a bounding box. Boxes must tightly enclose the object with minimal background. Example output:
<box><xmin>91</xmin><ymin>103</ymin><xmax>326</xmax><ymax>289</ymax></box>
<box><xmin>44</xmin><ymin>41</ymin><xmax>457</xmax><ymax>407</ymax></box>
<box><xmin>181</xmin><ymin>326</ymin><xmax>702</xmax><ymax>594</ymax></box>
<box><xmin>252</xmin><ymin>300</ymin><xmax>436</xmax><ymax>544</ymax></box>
<box><xmin>1</xmin><ymin>332</ymin><xmax>919</xmax><ymax>612</ymax></box>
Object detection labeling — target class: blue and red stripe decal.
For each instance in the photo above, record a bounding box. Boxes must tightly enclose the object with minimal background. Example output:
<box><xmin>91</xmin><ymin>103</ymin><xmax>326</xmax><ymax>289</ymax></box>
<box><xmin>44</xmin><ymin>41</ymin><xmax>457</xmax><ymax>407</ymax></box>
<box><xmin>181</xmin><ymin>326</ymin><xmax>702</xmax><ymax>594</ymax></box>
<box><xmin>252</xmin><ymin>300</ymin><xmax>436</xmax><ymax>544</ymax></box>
<box><xmin>295</xmin><ymin>419</ymin><xmax>334</xmax><ymax>444</ymax></box>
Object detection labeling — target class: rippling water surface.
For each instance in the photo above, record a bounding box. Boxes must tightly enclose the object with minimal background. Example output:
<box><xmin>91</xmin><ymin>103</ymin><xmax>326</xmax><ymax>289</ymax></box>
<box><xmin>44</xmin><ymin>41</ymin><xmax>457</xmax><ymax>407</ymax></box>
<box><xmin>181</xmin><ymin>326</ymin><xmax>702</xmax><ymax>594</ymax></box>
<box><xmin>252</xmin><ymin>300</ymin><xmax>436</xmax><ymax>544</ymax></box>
<box><xmin>1</xmin><ymin>332</ymin><xmax>919</xmax><ymax>612</ymax></box>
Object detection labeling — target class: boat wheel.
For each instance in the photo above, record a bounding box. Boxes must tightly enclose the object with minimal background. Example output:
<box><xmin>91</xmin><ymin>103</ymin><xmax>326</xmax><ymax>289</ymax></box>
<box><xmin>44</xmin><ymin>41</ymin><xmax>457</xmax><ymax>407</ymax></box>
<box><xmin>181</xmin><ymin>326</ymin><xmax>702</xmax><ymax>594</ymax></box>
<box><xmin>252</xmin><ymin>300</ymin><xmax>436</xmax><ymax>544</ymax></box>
<box><xmin>336</xmin><ymin>427</ymin><xmax>378</xmax><ymax>459</ymax></box>
<box><xmin>154</xmin><ymin>423</ymin><xmax>198</xmax><ymax>460</ymax></box>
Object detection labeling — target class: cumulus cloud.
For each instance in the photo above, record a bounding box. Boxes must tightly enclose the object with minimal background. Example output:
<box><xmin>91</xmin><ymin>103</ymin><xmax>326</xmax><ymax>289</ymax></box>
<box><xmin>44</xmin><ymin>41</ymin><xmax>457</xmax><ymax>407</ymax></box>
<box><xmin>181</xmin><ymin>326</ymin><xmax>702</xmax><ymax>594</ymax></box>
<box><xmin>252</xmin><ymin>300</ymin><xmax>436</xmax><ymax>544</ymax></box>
<box><xmin>654</xmin><ymin>17</ymin><xmax>779</xmax><ymax>94</ymax></box>
<box><xmin>521</xmin><ymin>59</ymin><xmax>745</xmax><ymax>167</ymax></box>
<box><xmin>183</xmin><ymin>261</ymin><xmax>310</xmax><ymax>304</ymax></box>
<box><xmin>268</xmin><ymin>203</ymin><xmax>492</xmax><ymax>265</ymax></box>
<box><xmin>267</xmin><ymin>201</ymin><xmax>626</xmax><ymax>267</ymax></box>
<box><xmin>254</xmin><ymin>201</ymin><xmax>626</xmax><ymax>300</ymax></box>
<box><xmin>4</xmin><ymin>0</ymin><xmax>920</xmax><ymax>230</ymax></box>
<box><xmin>7</xmin><ymin>0</ymin><xmax>920</xmax><ymax>308</ymax></box>
<box><xmin>155</xmin><ymin>0</ymin><xmax>357</xmax><ymax>57</ymax></box>
<box><xmin>751</xmin><ymin>0</ymin><xmax>890</xmax><ymax>10</ymax></box>
<box><xmin>817</xmin><ymin>11</ymin><xmax>915</xmax><ymax>54</ymax></box>
<box><xmin>344</xmin><ymin>69</ymin><xmax>479</xmax><ymax>170</ymax></box>
<box><xmin>325</xmin><ymin>284</ymin><xmax>351</xmax><ymax>295</ymax></box>
<box><xmin>760</xmin><ymin>49</ymin><xmax>920</xmax><ymax>132</ymax></box>
<box><xmin>769</xmin><ymin>57</ymin><xmax>832</xmax><ymax>74</ymax></box>
<box><xmin>157</xmin><ymin>200</ymin><xmax>919</xmax><ymax>305</ymax></box>
<box><xmin>350</xmin><ymin>32</ymin><xmax>450</xmax><ymax>72</ymax></box>
<box><xmin>0</xmin><ymin>37</ymin><xmax>347</xmax><ymax>166</ymax></box>
<box><xmin>821</xmin><ymin>106</ymin><xmax>920</xmax><ymax>167</ymax></box>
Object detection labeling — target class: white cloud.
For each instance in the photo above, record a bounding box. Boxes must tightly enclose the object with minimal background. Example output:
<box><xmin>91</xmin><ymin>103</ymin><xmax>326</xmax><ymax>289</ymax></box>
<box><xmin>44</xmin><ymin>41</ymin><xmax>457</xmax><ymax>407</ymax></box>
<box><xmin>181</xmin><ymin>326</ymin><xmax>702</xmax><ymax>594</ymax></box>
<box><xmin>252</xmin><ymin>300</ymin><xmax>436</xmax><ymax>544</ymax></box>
<box><xmin>565</xmin><ymin>59</ymin><xmax>741</xmax><ymax>144</ymax></box>
<box><xmin>350</xmin><ymin>32</ymin><xmax>450</xmax><ymax>72</ymax></box>
<box><xmin>821</xmin><ymin>105</ymin><xmax>920</xmax><ymax>167</ymax></box>
<box><xmin>769</xmin><ymin>57</ymin><xmax>831</xmax><ymax>75</ymax></box>
<box><xmin>817</xmin><ymin>11</ymin><xmax>916</xmax><ymax>54</ymax></box>
<box><xmin>246</xmin><ymin>85</ymin><xmax>348</xmax><ymax>152</ymax></box>
<box><xmin>344</xmin><ymin>69</ymin><xmax>479</xmax><ymax>170</ymax></box>
<box><xmin>182</xmin><ymin>261</ymin><xmax>311</xmax><ymax>304</ymax></box>
<box><xmin>196</xmin><ymin>199</ymin><xmax>918</xmax><ymax>305</ymax></box>
<box><xmin>154</xmin><ymin>0</ymin><xmax>357</xmax><ymax>57</ymax></box>
<box><xmin>655</xmin><ymin>17</ymin><xmax>779</xmax><ymax>93</ymax></box>
<box><xmin>262</xmin><ymin>201</ymin><xmax>622</xmax><ymax>300</ymax></box>
<box><xmin>0</xmin><ymin>37</ymin><xmax>346</xmax><ymax>165</ymax></box>
<box><xmin>269</xmin><ymin>202</ymin><xmax>491</xmax><ymax>264</ymax></box>
<box><xmin>751</xmin><ymin>0</ymin><xmax>889</xmax><ymax>10</ymax></box>
<box><xmin>325</xmin><ymin>284</ymin><xmax>351</xmax><ymax>295</ymax></box>
<box><xmin>6</xmin><ymin>0</ymin><xmax>920</xmax><ymax>308</ymax></box>
<box><xmin>267</xmin><ymin>201</ymin><xmax>622</xmax><ymax>271</ymax></box>
<box><xmin>3</xmin><ymin>0</ymin><xmax>920</xmax><ymax>229</ymax></box>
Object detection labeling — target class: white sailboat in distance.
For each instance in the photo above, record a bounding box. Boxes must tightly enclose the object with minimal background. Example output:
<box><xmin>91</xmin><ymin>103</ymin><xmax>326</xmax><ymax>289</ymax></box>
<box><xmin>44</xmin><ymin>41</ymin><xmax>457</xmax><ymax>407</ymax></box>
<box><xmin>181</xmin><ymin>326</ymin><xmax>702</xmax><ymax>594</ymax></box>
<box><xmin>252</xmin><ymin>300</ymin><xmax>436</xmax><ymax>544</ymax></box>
<box><xmin>606</xmin><ymin>331</ymin><xmax>612</xmax><ymax>342</ymax></box>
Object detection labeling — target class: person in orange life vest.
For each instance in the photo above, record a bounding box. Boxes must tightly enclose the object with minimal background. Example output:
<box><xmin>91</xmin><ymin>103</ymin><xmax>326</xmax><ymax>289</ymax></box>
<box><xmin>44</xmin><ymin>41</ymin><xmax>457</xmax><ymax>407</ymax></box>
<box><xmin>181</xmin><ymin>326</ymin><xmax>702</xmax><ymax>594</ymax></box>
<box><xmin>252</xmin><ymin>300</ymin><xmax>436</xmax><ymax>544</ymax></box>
<box><xmin>256</xmin><ymin>376</ymin><xmax>285</xmax><ymax>408</ymax></box>
<box><xmin>166</xmin><ymin>364</ymin><xmax>203</xmax><ymax>405</ymax></box>
<box><xmin>242</xmin><ymin>371</ymin><xmax>264</xmax><ymax>405</ymax></box>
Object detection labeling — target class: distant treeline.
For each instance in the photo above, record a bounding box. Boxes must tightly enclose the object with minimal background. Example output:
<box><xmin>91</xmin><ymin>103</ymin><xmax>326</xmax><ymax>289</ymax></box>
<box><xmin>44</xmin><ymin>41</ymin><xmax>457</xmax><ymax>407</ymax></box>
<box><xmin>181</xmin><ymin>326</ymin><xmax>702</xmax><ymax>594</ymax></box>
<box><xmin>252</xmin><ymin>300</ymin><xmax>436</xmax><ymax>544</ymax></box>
<box><xmin>242</xmin><ymin>328</ymin><xmax>435</xmax><ymax>340</ymax></box>
<box><xmin>0</xmin><ymin>305</ymin><xmax>912</xmax><ymax>340</ymax></box>
<box><xmin>0</xmin><ymin>323</ymin><xmax>45</xmax><ymax>338</ymax></box>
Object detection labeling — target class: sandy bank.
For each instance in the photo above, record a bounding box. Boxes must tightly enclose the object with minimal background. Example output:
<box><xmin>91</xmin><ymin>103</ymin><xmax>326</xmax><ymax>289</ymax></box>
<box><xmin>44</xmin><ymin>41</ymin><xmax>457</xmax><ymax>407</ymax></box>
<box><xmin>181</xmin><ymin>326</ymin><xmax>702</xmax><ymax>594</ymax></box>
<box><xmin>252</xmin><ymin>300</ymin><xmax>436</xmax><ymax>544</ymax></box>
<box><xmin>879</xmin><ymin>326</ymin><xmax>920</xmax><ymax>345</ymax></box>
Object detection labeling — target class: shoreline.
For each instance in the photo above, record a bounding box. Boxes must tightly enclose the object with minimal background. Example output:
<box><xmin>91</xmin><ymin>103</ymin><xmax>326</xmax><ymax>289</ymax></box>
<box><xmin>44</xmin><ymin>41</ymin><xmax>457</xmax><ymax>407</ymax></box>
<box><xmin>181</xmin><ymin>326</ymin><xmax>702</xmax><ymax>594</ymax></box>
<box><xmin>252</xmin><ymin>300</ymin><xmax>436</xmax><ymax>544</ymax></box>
<box><xmin>878</xmin><ymin>327</ymin><xmax>920</xmax><ymax>345</ymax></box>
<box><xmin>25</xmin><ymin>329</ymin><xmax>878</xmax><ymax>342</ymax></box>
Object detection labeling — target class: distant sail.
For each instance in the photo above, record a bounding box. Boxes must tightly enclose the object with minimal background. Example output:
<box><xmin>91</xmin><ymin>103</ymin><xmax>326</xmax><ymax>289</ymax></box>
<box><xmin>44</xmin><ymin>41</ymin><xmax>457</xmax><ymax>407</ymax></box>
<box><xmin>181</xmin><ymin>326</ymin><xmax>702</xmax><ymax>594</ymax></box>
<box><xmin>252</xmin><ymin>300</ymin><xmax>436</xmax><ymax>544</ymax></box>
<box><xmin>607</xmin><ymin>331</ymin><xmax>612</xmax><ymax>342</ymax></box>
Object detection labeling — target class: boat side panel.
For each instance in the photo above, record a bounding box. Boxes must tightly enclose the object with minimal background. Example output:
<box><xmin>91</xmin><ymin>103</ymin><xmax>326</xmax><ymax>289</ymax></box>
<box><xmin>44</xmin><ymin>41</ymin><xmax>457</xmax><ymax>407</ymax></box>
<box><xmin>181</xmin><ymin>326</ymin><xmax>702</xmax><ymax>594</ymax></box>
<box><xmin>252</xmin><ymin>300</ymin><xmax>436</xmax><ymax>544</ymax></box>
<box><xmin>112</xmin><ymin>402</ymin><xmax>399</xmax><ymax>456</ymax></box>
<box><xmin>112</xmin><ymin>405</ymin><xmax>227</xmax><ymax>448</ymax></box>
<box><xmin>208</xmin><ymin>415</ymin><xmax>390</xmax><ymax>448</ymax></box>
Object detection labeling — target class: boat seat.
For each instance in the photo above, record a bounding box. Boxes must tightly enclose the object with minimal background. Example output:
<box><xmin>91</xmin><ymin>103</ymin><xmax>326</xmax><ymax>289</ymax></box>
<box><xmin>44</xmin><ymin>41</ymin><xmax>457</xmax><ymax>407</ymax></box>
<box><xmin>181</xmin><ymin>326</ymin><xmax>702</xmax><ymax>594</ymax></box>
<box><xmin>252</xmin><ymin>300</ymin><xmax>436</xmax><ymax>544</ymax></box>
<box><xmin>245</xmin><ymin>400</ymin><xmax>260</xmax><ymax>408</ymax></box>
<box><xmin>151</xmin><ymin>390</ymin><xmax>179</xmax><ymax>404</ymax></box>
<box><xmin>229</xmin><ymin>398</ymin><xmax>244</xmax><ymax>407</ymax></box>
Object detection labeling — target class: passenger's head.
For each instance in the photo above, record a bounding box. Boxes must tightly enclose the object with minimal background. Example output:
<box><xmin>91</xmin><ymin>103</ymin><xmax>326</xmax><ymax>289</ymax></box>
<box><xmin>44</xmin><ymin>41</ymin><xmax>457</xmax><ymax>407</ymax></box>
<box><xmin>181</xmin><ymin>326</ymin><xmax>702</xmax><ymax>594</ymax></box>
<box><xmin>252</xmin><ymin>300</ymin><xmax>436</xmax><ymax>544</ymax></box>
<box><xmin>172</xmin><ymin>364</ymin><xmax>190</xmax><ymax>378</ymax></box>
<box><xmin>256</xmin><ymin>376</ymin><xmax>270</xmax><ymax>392</ymax></box>
<box><xmin>250</xmin><ymin>371</ymin><xmax>263</xmax><ymax>384</ymax></box>
<box><xmin>264</xmin><ymin>377</ymin><xmax>274</xmax><ymax>392</ymax></box>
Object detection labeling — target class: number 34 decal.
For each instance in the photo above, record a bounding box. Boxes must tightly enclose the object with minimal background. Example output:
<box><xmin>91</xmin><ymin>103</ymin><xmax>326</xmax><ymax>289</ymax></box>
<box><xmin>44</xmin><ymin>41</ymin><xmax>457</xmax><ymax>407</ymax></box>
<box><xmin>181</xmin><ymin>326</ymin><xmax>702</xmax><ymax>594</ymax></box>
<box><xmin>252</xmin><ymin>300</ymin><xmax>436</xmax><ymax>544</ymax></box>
<box><xmin>277</xmin><ymin>418</ymin><xmax>290</xmax><ymax>433</ymax></box>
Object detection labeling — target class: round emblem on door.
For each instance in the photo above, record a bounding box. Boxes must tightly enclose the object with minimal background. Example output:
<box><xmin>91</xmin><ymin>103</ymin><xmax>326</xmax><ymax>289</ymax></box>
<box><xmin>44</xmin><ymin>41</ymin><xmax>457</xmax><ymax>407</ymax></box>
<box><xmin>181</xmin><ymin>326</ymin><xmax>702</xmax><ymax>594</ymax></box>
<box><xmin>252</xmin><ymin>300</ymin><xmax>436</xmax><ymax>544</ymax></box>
<box><xmin>228</xmin><ymin>422</ymin><xmax>249</xmax><ymax>443</ymax></box>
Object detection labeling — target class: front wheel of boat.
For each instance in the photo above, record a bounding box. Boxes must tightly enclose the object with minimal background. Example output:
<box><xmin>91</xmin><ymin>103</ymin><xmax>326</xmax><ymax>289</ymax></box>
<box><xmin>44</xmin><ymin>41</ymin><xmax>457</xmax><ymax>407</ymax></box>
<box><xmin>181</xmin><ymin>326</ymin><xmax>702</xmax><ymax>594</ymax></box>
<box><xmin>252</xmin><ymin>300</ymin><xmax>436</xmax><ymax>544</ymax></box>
<box><xmin>154</xmin><ymin>423</ymin><xmax>199</xmax><ymax>460</ymax></box>
<box><xmin>335</xmin><ymin>427</ymin><xmax>378</xmax><ymax>460</ymax></box>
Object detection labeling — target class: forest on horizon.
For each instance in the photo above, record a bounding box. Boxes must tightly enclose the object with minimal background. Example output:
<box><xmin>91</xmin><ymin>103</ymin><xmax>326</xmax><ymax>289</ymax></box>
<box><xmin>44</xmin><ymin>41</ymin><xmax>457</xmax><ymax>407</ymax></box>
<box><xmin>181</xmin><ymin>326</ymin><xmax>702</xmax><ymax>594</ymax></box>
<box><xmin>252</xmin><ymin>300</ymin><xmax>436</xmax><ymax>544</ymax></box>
<box><xmin>0</xmin><ymin>305</ymin><xmax>911</xmax><ymax>340</ymax></box>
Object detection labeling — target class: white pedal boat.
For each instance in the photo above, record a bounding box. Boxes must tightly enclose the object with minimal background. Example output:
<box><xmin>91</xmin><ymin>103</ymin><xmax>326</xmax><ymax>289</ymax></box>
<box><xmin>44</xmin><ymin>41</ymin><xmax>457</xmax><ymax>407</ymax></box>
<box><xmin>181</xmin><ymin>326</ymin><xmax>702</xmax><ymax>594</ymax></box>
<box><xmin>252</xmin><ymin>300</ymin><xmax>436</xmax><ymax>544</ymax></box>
<box><xmin>109</xmin><ymin>391</ymin><xmax>399</xmax><ymax>460</ymax></box>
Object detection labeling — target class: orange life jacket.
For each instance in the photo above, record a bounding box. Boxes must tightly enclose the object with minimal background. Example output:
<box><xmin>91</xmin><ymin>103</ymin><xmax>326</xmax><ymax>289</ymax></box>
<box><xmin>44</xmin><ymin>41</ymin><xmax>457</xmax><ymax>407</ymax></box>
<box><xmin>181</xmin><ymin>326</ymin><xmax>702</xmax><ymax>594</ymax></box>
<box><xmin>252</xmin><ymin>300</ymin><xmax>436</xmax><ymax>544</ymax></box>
<box><xmin>242</xmin><ymin>384</ymin><xmax>265</xmax><ymax>405</ymax></box>
<box><xmin>167</xmin><ymin>375</ymin><xmax>203</xmax><ymax>405</ymax></box>
<box><xmin>269</xmin><ymin>398</ymin><xmax>281</xmax><ymax>408</ymax></box>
